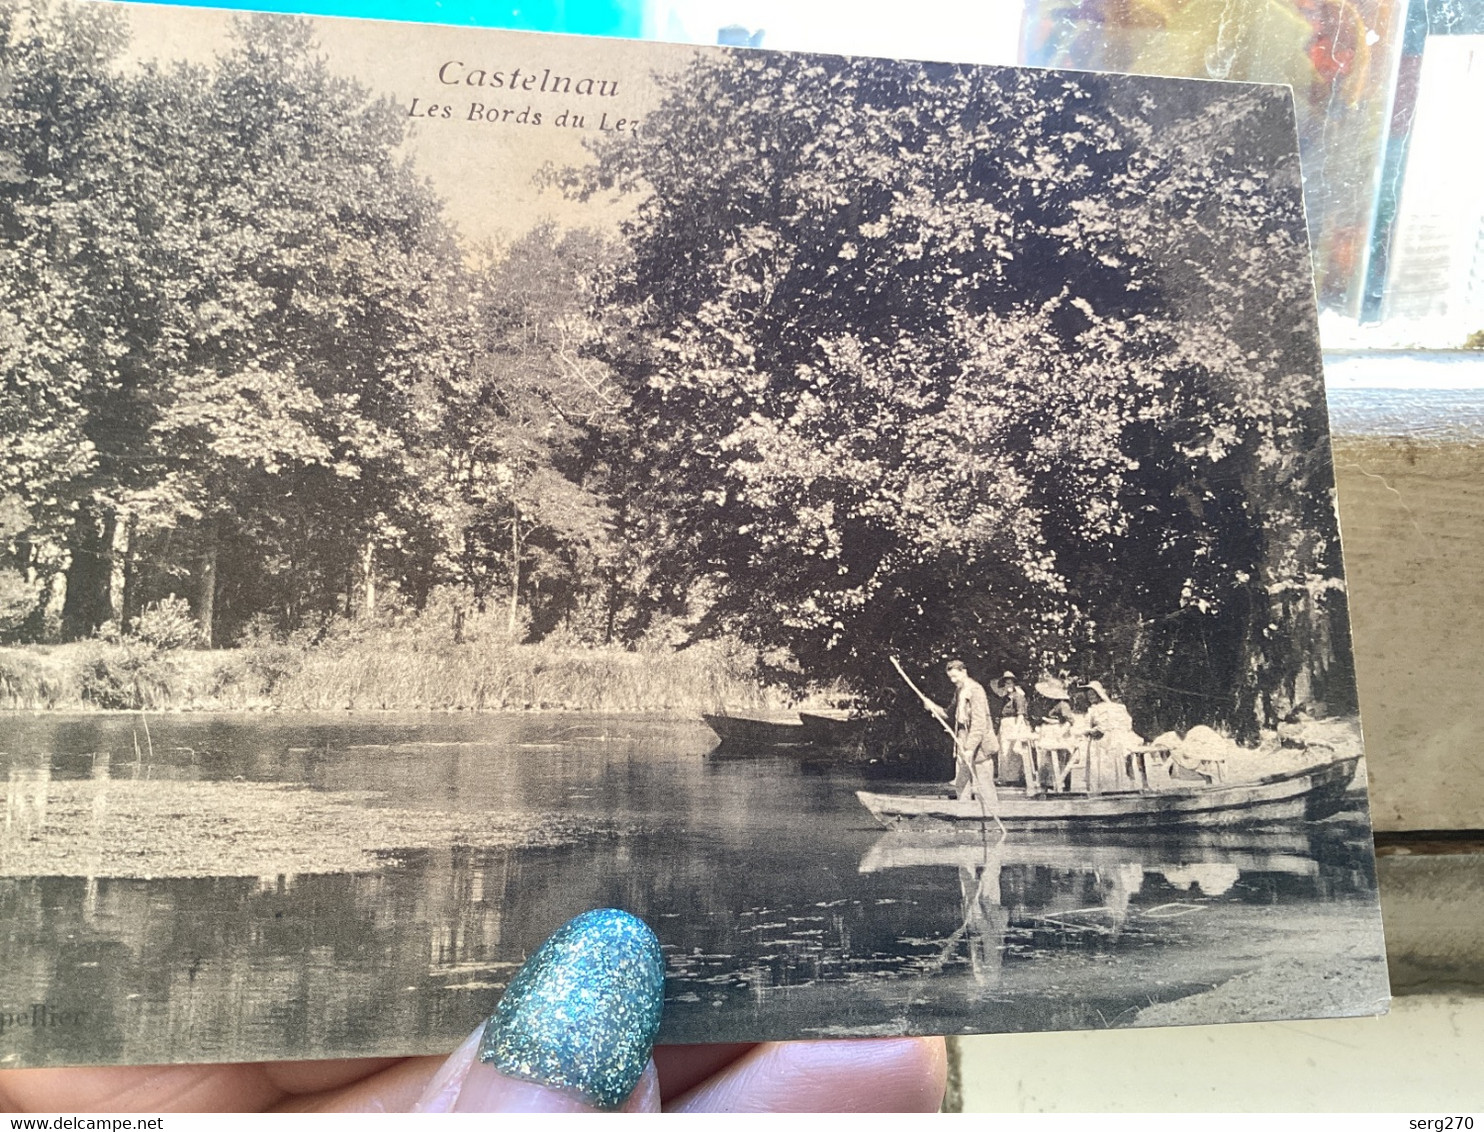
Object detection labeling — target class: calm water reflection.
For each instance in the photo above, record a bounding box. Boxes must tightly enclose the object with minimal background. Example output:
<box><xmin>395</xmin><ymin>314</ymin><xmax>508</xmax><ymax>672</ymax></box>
<box><xmin>0</xmin><ymin>713</ymin><xmax>1384</xmax><ymax>1065</ymax></box>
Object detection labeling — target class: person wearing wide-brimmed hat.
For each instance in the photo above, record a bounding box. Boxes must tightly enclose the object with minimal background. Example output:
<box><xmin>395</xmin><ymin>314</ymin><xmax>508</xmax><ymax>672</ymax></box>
<box><xmin>1033</xmin><ymin>676</ymin><xmax>1075</xmax><ymax>726</ymax></box>
<box><xmin>1028</xmin><ymin>676</ymin><xmax>1077</xmax><ymax>794</ymax></box>
<box><xmin>1084</xmin><ymin>679</ymin><xmax>1145</xmax><ymax>792</ymax></box>
<box><xmin>990</xmin><ymin>671</ymin><xmax>1033</xmax><ymax>788</ymax></box>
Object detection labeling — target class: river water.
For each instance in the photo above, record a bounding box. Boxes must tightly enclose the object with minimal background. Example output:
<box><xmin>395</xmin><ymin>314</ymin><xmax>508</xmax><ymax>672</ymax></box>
<box><xmin>0</xmin><ymin>712</ymin><xmax>1387</xmax><ymax>1067</ymax></box>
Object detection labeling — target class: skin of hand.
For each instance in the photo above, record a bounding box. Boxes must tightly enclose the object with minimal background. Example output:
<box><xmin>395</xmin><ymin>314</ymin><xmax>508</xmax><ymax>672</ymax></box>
<box><xmin>0</xmin><ymin>1038</ymin><xmax>949</xmax><ymax>1113</ymax></box>
<box><xmin>0</xmin><ymin>908</ymin><xmax>946</xmax><ymax>1114</ymax></box>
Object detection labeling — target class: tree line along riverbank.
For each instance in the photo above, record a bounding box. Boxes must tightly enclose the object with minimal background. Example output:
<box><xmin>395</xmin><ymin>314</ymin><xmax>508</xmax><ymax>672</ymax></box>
<box><xmin>2</xmin><ymin>8</ymin><xmax>1358</xmax><ymax>738</ymax></box>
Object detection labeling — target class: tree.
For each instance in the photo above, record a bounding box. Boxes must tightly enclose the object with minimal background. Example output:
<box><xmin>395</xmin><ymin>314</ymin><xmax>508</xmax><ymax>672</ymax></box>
<box><xmin>1</xmin><ymin>8</ymin><xmax>470</xmax><ymax>644</ymax></box>
<box><xmin>120</xmin><ymin>15</ymin><xmax>462</xmax><ymax>644</ymax></box>
<box><xmin>429</xmin><ymin>225</ymin><xmax>622</xmax><ymax>639</ymax></box>
<box><xmin>1060</xmin><ymin>85</ymin><xmax>1352</xmax><ymax>731</ymax></box>
<box><xmin>571</xmin><ymin>51</ymin><xmax>1348</xmax><ymax>732</ymax></box>
<box><xmin>0</xmin><ymin>0</ymin><xmax>149</xmax><ymax>639</ymax></box>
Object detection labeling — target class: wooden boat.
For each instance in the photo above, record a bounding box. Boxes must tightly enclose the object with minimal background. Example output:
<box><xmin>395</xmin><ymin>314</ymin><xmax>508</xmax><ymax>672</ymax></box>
<box><xmin>700</xmin><ymin>712</ymin><xmax>810</xmax><ymax>747</ymax></box>
<box><xmin>857</xmin><ymin>828</ymin><xmax>1322</xmax><ymax>877</ymax></box>
<box><xmin>855</xmin><ymin>754</ymin><xmax>1361</xmax><ymax>830</ymax></box>
<box><xmin>796</xmin><ymin>711</ymin><xmax>872</xmax><ymax>746</ymax></box>
<box><xmin>702</xmin><ymin>710</ymin><xmax>876</xmax><ymax>752</ymax></box>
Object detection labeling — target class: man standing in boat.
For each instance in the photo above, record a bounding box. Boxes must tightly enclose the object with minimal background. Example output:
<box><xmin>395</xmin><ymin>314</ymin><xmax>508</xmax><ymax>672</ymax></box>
<box><xmin>930</xmin><ymin>660</ymin><xmax>998</xmax><ymax>801</ymax></box>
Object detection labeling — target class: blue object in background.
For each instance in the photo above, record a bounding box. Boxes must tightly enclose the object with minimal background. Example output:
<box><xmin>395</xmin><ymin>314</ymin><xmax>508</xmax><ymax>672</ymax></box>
<box><xmin>139</xmin><ymin>0</ymin><xmax>649</xmax><ymax>35</ymax></box>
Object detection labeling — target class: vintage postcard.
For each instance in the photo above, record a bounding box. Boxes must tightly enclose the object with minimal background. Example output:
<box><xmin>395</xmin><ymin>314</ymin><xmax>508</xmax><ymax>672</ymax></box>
<box><xmin>0</xmin><ymin>1</ymin><xmax>1387</xmax><ymax>1067</ymax></box>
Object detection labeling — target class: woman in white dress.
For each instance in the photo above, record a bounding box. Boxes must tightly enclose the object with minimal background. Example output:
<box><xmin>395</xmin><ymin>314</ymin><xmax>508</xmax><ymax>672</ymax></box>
<box><xmin>990</xmin><ymin>671</ymin><xmax>1034</xmax><ymax>787</ymax></box>
<box><xmin>1083</xmin><ymin>679</ymin><xmax>1145</xmax><ymax>793</ymax></box>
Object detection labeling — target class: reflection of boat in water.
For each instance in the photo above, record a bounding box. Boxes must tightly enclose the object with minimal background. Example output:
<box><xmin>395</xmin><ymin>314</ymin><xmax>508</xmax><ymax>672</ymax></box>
<box><xmin>864</xmin><ymin>822</ymin><xmax>1338</xmax><ymax>988</ymax></box>
<box><xmin>856</xmin><ymin>756</ymin><xmax>1360</xmax><ymax>830</ymax></box>
<box><xmin>858</xmin><ymin>828</ymin><xmax>1320</xmax><ymax>880</ymax></box>
<box><xmin>887</xmin><ymin>831</ymin><xmax>1158</xmax><ymax>986</ymax></box>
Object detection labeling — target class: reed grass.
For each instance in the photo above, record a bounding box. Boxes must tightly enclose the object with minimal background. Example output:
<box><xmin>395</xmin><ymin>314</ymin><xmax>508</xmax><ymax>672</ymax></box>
<box><xmin>0</xmin><ymin>651</ymin><xmax>65</xmax><ymax>710</ymax></box>
<box><xmin>265</xmin><ymin>637</ymin><xmax>772</xmax><ymax>712</ymax></box>
<box><xmin>0</xmin><ymin>635</ymin><xmax>781</xmax><ymax>714</ymax></box>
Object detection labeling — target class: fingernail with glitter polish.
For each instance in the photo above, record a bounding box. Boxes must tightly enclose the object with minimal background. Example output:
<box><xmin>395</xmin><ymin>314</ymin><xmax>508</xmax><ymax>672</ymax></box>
<box><xmin>415</xmin><ymin>908</ymin><xmax>666</xmax><ymax>1113</ymax></box>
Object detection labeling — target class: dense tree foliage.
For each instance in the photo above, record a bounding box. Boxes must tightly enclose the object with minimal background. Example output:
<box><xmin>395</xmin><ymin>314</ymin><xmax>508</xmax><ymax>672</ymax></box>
<box><xmin>0</xmin><ymin>0</ymin><xmax>133</xmax><ymax>638</ymax></box>
<box><xmin>0</xmin><ymin>9</ymin><xmax>1356</xmax><ymax>734</ymax></box>
<box><xmin>424</xmin><ymin>225</ymin><xmax>622</xmax><ymax>640</ymax></box>
<box><xmin>1</xmin><ymin>3</ymin><xmax>616</xmax><ymax>650</ymax></box>
<box><xmin>571</xmin><ymin>52</ymin><xmax>1353</xmax><ymax>734</ymax></box>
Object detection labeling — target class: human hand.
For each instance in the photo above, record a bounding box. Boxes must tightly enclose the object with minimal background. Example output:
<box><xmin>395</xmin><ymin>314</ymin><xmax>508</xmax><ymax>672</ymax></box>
<box><xmin>0</xmin><ymin>1039</ymin><xmax>947</xmax><ymax>1113</ymax></box>
<box><xmin>0</xmin><ymin>911</ymin><xmax>946</xmax><ymax>1113</ymax></box>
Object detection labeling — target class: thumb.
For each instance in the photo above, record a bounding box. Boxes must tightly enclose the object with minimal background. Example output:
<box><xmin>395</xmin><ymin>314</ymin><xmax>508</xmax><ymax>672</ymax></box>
<box><xmin>412</xmin><ymin>908</ymin><xmax>665</xmax><ymax>1113</ymax></box>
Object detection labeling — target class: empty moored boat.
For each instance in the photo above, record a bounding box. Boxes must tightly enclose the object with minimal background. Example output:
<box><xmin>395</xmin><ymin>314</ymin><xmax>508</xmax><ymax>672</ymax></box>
<box><xmin>796</xmin><ymin>711</ymin><xmax>872</xmax><ymax>746</ymax></box>
<box><xmin>700</xmin><ymin>712</ymin><xmax>811</xmax><ymax>747</ymax></box>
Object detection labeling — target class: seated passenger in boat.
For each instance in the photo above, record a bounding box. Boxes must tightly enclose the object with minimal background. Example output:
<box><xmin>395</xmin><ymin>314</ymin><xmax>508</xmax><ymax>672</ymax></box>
<box><xmin>1171</xmin><ymin>724</ymin><xmax>1232</xmax><ymax>783</ymax></box>
<box><xmin>990</xmin><ymin>671</ymin><xmax>1033</xmax><ymax>787</ymax></box>
<box><xmin>1083</xmin><ymin>680</ymin><xmax>1145</xmax><ymax>792</ymax></box>
<box><xmin>1032</xmin><ymin>677</ymin><xmax>1076</xmax><ymax>731</ymax></box>
<box><xmin>1028</xmin><ymin>677</ymin><xmax>1077</xmax><ymax>794</ymax></box>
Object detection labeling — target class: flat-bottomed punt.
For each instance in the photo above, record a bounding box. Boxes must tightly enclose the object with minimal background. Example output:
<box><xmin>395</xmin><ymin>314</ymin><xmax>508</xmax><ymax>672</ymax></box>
<box><xmin>856</xmin><ymin>755</ymin><xmax>1361</xmax><ymax>830</ymax></box>
<box><xmin>701</xmin><ymin>712</ymin><xmax>810</xmax><ymax>747</ymax></box>
<box><xmin>857</xmin><ymin>827</ymin><xmax>1326</xmax><ymax>876</ymax></box>
<box><xmin>703</xmin><ymin>710</ymin><xmax>877</xmax><ymax>751</ymax></box>
<box><xmin>796</xmin><ymin>711</ymin><xmax>872</xmax><ymax>746</ymax></box>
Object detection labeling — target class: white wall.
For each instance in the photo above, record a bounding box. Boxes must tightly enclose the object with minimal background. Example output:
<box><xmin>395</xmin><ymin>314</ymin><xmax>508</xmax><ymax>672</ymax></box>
<box><xmin>956</xmin><ymin>993</ymin><xmax>1484</xmax><ymax>1111</ymax></box>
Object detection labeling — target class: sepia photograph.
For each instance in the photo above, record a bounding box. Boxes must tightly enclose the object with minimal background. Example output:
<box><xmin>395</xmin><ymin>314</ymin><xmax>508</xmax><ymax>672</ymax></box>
<box><xmin>0</xmin><ymin>1</ymin><xmax>1388</xmax><ymax>1068</ymax></box>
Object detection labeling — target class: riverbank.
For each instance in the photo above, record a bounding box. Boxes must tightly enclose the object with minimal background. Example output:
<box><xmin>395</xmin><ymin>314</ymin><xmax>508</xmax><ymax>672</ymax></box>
<box><xmin>0</xmin><ymin>635</ymin><xmax>797</xmax><ymax>714</ymax></box>
<box><xmin>1131</xmin><ymin>931</ymin><xmax>1390</xmax><ymax>1027</ymax></box>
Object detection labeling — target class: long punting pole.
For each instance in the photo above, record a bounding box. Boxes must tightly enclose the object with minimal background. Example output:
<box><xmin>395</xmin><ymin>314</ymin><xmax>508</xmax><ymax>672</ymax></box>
<box><xmin>889</xmin><ymin>656</ymin><xmax>1005</xmax><ymax>835</ymax></box>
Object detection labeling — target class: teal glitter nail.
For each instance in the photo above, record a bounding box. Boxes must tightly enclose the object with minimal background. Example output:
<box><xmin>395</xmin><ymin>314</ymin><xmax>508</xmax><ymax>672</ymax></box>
<box><xmin>478</xmin><ymin>908</ymin><xmax>666</xmax><ymax>1110</ymax></box>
